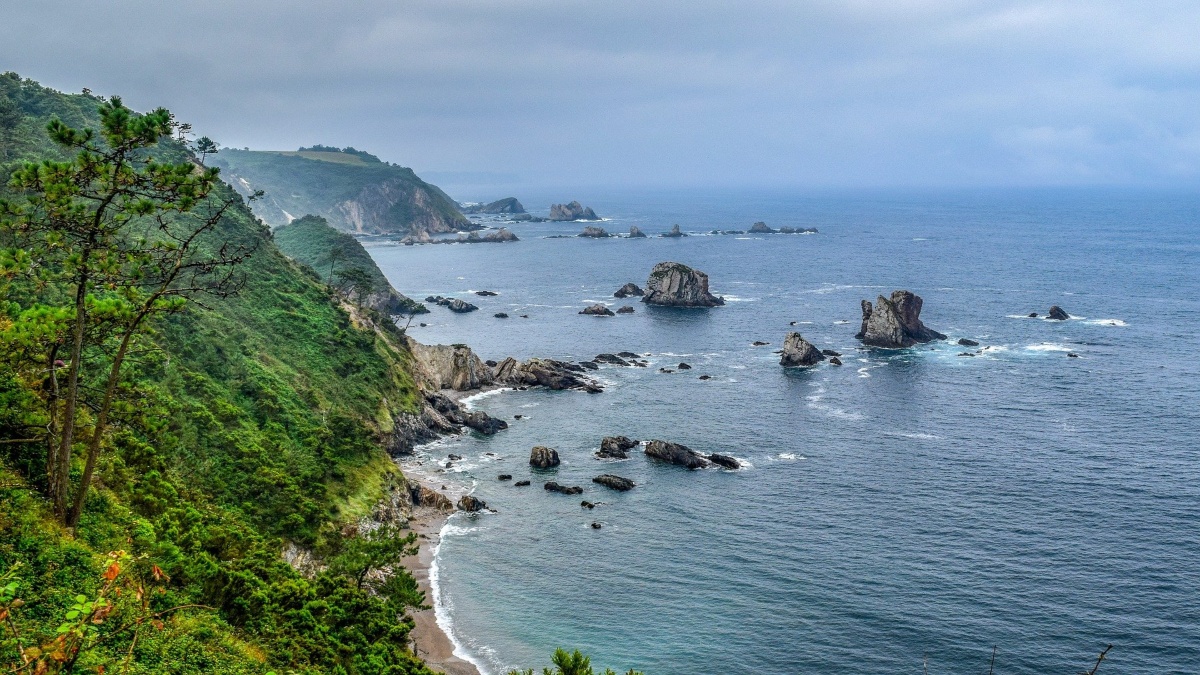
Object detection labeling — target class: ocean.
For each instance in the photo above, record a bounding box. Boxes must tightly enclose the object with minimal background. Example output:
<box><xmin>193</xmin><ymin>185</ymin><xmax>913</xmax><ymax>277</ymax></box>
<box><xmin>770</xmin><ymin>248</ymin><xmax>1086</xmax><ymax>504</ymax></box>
<box><xmin>367</xmin><ymin>188</ymin><xmax>1200</xmax><ymax>674</ymax></box>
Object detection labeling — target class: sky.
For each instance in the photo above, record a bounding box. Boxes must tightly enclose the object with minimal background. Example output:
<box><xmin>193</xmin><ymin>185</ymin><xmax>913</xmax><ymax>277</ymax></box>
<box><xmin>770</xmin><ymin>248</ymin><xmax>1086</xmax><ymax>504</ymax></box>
<box><xmin>3</xmin><ymin>1</ymin><xmax>1200</xmax><ymax>191</ymax></box>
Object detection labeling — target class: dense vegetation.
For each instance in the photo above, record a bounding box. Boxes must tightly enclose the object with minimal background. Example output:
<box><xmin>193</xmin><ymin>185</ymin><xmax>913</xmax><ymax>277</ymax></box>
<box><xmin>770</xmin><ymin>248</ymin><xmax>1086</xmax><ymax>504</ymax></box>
<box><xmin>273</xmin><ymin>215</ymin><xmax>426</xmax><ymax>316</ymax></box>
<box><xmin>210</xmin><ymin>149</ymin><xmax>468</xmax><ymax>235</ymax></box>
<box><xmin>0</xmin><ymin>74</ymin><xmax>433</xmax><ymax>674</ymax></box>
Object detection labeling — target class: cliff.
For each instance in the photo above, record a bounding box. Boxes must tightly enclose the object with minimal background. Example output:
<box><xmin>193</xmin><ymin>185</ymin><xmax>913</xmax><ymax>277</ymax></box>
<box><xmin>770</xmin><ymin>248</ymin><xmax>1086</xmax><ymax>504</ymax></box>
<box><xmin>212</xmin><ymin>147</ymin><xmax>475</xmax><ymax>237</ymax></box>
<box><xmin>461</xmin><ymin>197</ymin><xmax>526</xmax><ymax>214</ymax></box>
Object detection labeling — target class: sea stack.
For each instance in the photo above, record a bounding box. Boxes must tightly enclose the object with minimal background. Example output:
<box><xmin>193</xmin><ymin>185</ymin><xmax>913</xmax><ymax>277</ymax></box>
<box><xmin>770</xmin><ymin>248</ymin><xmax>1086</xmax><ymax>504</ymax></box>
<box><xmin>628</xmin><ymin>226</ymin><xmax>647</xmax><ymax>238</ymax></box>
<box><xmin>614</xmin><ymin>282</ymin><xmax>644</xmax><ymax>298</ymax></box>
<box><xmin>549</xmin><ymin>201</ymin><xmax>599</xmax><ymax>221</ymax></box>
<box><xmin>661</xmin><ymin>224</ymin><xmax>685</xmax><ymax>237</ymax></box>
<box><xmin>748</xmin><ymin>221</ymin><xmax>775</xmax><ymax>234</ymax></box>
<box><xmin>529</xmin><ymin>446</ymin><xmax>561</xmax><ymax>468</ymax></box>
<box><xmin>642</xmin><ymin>262</ymin><xmax>724</xmax><ymax>307</ymax></box>
<box><xmin>1047</xmin><ymin>305</ymin><xmax>1070</xmax><ymax>320</ymax></box>
<box><xmin>578</xmin><ymin>225</ymin><xmax>610</xmax><ymax>238</ymax></box>
<box><xmin>779</xmin><ymin>333</ymin><xmax>826</xmax><ymax>367</ymax></box>
<box><xmin>855</xmin><ymin>290</ymin><xmax>946</xmax><ymax>348</ymax></box>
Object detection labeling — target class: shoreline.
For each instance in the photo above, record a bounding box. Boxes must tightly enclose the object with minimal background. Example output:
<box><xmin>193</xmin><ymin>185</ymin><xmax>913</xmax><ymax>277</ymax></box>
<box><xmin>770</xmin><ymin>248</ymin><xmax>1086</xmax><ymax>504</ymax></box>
<box><xmin>402</xmin><ymin>458</ymin><xmax>487</xmax><ymax>675</ymax></box>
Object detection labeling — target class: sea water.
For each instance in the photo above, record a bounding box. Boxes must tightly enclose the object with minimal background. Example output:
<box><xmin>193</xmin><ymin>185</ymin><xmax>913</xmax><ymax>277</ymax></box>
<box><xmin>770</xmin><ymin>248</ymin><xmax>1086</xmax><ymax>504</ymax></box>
<box><xmin>368</xmin><ymin>188</ymin><xmax>1200</xmax><ymax>674</ymax></box>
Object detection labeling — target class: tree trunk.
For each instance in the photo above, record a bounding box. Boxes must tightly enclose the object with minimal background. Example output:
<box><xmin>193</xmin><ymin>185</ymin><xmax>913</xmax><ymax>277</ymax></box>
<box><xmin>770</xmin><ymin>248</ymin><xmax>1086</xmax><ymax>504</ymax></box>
<box><xmin>52</xmin><ymin>256</ymin><xmax>90</xmax><ymax>520</ymax></box>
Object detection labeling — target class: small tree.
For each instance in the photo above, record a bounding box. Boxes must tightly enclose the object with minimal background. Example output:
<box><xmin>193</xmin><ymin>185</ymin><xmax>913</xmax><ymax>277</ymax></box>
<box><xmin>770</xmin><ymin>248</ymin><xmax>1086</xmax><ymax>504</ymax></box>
<box><xmin>0</xmin><ymin>97</ymin><xmax>255</xmax><ymax>525</ymax></box>
<box><xmin>326</xmin><ymin>523</ymin><xmax>423</xmax><ymax>604</ymax></box>
<box><xmin>192</xmin><ymin>136</ymin><xmax>218</xmax><ymax>166</ymax></box>
<box><xmin>333</xmin><ymin>266</ymin><xmax>375</xmax><ymax>307</ymax></box>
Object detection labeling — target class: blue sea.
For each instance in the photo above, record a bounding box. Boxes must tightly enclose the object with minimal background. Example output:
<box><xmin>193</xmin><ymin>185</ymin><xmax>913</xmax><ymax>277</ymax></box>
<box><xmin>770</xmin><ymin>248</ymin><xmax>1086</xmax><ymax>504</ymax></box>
<box><xmin>367</xmin><ymin>188</ymin><xmax>1200</xmax><ymax>675</ymax></box>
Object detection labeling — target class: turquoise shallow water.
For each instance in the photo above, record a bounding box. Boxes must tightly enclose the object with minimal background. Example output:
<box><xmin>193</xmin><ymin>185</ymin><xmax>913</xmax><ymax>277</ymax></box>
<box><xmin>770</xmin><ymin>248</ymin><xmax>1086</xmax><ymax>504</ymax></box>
<box><xmin>369</xmin><ymin>188</ymin><xmax>1200</xmax><ymax>674</ymax></box>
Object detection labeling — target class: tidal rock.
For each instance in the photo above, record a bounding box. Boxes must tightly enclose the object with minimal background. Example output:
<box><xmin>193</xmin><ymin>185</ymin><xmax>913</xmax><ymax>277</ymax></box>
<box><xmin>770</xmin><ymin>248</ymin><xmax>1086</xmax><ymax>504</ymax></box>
<box><xmin>580</xmin><ymin>304</ymin><xmax>615</xmax><ymax>316</ymax></box>
<box><xmin>658</xmin><ymin>368</ymin><xmax>674</xmax><ymax>373</ymax></box>
<box><xmin>1028</xmin><ymin>313</ymin><xmax>1039</xmax><ymax>318</ymax></box>
<box><xmin>447</xmin><ymin>298</ymin><xmax>479</xmax><ymax>313</ymax></box>
<box><xmin>1067</xmin><ymin>352</ymin><xmax>1080</xmax><ymax>358</ymax></box>
<box><xmin>514</xmin><ymin>480</ymin><xmax>531</xmax><ymax>487</ymax></box>
<box><xmin>494</xmin><ymin>357</ymin><xmax>604</xmax><ymax>393</ymax></box>
<box><xmin>617</xmin><ymin>351</ymin><xmax>640</xmax><ymax>358</ymax></box>
<box><xmin>544</xmin><ymin>481</ymin><xmax>583</xmax><ymax>495</ymax></box>
<box><xmin>698</xmin><ymin>375</ymin><xmax>712</xmax><ymax>380</ymax></box>
<box><xmin>448</xmin><ymin>454</ymin><xmax>462</xmax><ymax>461</ymax></box>
<box><xmin>593</xmin><ymin>353</ymin><xmax>631</xmax><ymax>366</ymax></box>
<box><xmin>855</xmin><ymin>290</ymin><xmax>946</xmax><ymax>348</ymax></box>
<box><xmin>457</xmin><ymin>495</ymin><xmax>486</xmax><ymax>512</ymax></box>
<box><xmin>578</xmin><ymin>361</ymin><xmax>599</xmax><ymax>370</ymax></box>
<box><xmin>414</xmin><ymin>485</ymin><xmax>454</xmax><ymax>511</ymax></box>
<box><xmin>821</xmin><ymin>349</ymin><xmax>841</xmax><ymax>357</ymax></box>
<box><xmin>464</xmin><ymin>411</ymin><xmax>508</xmax><ymax>435</ymax></box>
<box><xmin>579</xmin><ymin>225</ymin><xmax>610</xmax><ymax>238</ymax></box>
<box><xmin>593</xmin><ymin>474</ymin><xmax>636</xmax><ymax>491</ymax></box>
<box><xmin>707</xmin><ymin>453</ymin><xmax>740</xmax><ymax>469</ymax></box>
<box><xmin>581</xmin><ymin>500</ymin><xmax>595</xmax><ymax>509</ymax></box>
<box><xmin>529</xmin><ymin>445</ymin><xmax>561</xmax><ymax>468</ymax></box>
<box><xmin>661</xmin><ymin>224</ymin><xmax>686</xmax><ymax>237</ymax></box>
<box><xmin>957</xmin><ymin>338</ymin><xmax>980</xmax><ymax>347</ymax></box>
<box><xmin>645</xmin><ymin>439</ymin><xmax>709</xmax><ymax>469</ymax></box>
<box><xmin>628</xmin><ymin>226</ymin><xmax>647</xmax><ymax>238</ymax></box>
<box><xmin>494</xmin><ymin>312</ymin><xmax>509</xmax><ymax>318</ymax></box>
<box><xmin>549</xmin><ymin>201</ymin><xmax>599</xmax><ymax>221</ymax></box>
<box><xmin>1048</xmin><ymin>305</ymin><xmax>1070</xmax><ymax>321</ymax></box>
<box><xmin>616</xmin><ymin>306</ymin><xmax>635</xmax><ymax>314</ymax></box>
<box><xmin>780</xmin><ymin>332</ymin><xmax>826</xmax><ymax>367</ymax></box>
<box><xmin>591</xmin><ymin>522</ymin><xmax>602</xmax><ymax>529</ymax></box>
<box><xmin>475</xmin><ymin>290</ymin><xmax>499</xmax><ymax>296</ymax></box>
<box><xmin>597</xmin><ymin>436</ymin><xmax>639</xmax><ymax>459</ymax></box>
<box><xmin>442</xmin><ymin>229</ymin><xmax>519</xmax><ymax>244</ymax></box>
<box><xmin>829</xmin><ymin>357</ymin><xmax>842</xmax><ymax>366</ymax></box>
<box><xmin>748</xmin><ymin>221</ymin><xmax>775</xmax><ymax>234</ymax></box>
<box><xmin>642</xmin><ymin>262</ymin><xmax>724</xmax><ymax>307</ymax></box>
<box><xmin>614</xmin><ymin>282</ymin><xmax>645</xmax><ymax>298</ymax></box>
<box><xmin>678</xmin><ymin>362</ymin><xmax>692</xmax><ymax>370</ymax></box>
<box><xmin>498</xmin><ymin>474</ymin><xmax>512</xmax><ymax>480</ymax></box>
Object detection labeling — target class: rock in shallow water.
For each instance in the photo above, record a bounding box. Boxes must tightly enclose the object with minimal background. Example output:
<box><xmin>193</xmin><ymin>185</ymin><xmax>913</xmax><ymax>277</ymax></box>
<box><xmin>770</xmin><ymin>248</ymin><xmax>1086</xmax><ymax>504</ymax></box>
<box><xmin>957</xmin><ymin>338</ymin><xmax>980</xmax><ymax>347</ymax></box>
<box><xmin>514</xmin><ymin>480</ymin><xmax>530</xmax><ymax>487</ymax></box>
<box><xmin>544</xmin><ymin>481</ymin><xmax>583</xmax><ymax>495</ymax></box>
<box><xmin>1048</xmin><ymin>305</ymin><xmax>1070</xmax><ymax>320</ymax></box>
<box><xmin>597</xmin><ymin>436</ymin><xmax>639</xmax><ymax>459</ymax></box>
<box><xmin>614</xmin><ymin>282</ymin><xmax>644</xmax><ymax>298</ymax></box>
<box><xmin>707</xmin><ymin>453</ymin><xmax>740</xmax><ymax>469</ymax></box>
<box><xmin>856</xmin><ymin>290</ymin><xmax>946</xmax><ymax>348</ymax></box>
<box><xmin>780</xmin><ymin>332</ymin><xmax>826</xmax><ymax>367</ymax></box>
<box><xmin>645</xmin><ymin>439</ymin><xmax>709</xmax><ymax>469</ymax></box>
<box><xmin>642</xmin><ymin>261</ymin><xmax>724</xmax><ymax>307</ymax></box>
<box><xmin>580</xmin><ymin>304</ymin><xmax>615</xmax><ymax>316</ymax></box>
<box><xmin>529</xmin><ymin>446</ymin><xmax>560</xmax><ymax>468</ymax></box>
<box><xmin>457</xmin><ymin>495</ymin><xmax>486</xmax><ymax>512</ymax></box>
<box><xmin>593</xmin><ymin>474</ymin><xmax>636</xmax><ymax>491</ymax></box>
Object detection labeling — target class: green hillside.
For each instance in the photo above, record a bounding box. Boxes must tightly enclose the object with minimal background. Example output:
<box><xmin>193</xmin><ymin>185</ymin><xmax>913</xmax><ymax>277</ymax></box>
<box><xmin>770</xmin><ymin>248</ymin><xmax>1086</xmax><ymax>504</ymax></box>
<box><xmin>274</xmin><ymin>214</ymin><xmax>428</xmax><ymax>316</ymax></box>
<box><xmin>0</xmin><ymin>74</ymin><xmax>435</xmax><ymax>674</ymax></box>
<box><xmin>212</xmin><ymin>148</ymin><xmax>473</xmax><ymax>237</ymax></box>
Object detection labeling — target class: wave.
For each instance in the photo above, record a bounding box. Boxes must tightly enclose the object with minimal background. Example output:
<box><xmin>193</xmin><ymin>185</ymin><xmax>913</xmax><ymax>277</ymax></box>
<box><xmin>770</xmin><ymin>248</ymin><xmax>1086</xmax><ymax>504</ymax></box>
<box><xmin>459</xmin><ymin>388</ymin><xmax>510</xmax><ymax>409</ymax></box>
<box><xmin>886</xmin><ymin>432</ymin><xmax>941</xmax><ymax>440</ymax></box>
<box><xmin>721</xmin><ymin>295</ymin><xmax>758</xmax><ymax>302</ymax></box>
<box><xmin>1026</xmin><ymin>343</ymin><xmax>1072</xmax><ymax>352</ymax></box>
<box><xmin>776</xmin><ymin>453</ymin><xmax>805</xmax><ymax>461</ymax></box>
<box><xmin>1084</xmin><ymin>318</ymin><xmax>1128</xmax><ymax>327</ymax></box>
<box><xmin>431</xmin><ymin>517</ymin><xmax>492</xmax><ymax>675</ymax></box>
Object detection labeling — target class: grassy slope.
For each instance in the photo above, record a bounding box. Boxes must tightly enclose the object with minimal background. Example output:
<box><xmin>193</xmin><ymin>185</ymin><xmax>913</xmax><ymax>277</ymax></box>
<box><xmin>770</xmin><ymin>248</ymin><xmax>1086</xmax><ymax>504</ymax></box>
<box><xmin>212</xmin><ymin>149</ymin><xmax>469</xmax><ymax>233</ymax></box>
<box><xmin>0</xmin><ymin>74</ymin><xmax>432</xmax><ymax>674</ymax></box>
<box><xmin>273</xmin><ymin>214</ymin><xmax>427</xmax><ymax>314</ymax></box>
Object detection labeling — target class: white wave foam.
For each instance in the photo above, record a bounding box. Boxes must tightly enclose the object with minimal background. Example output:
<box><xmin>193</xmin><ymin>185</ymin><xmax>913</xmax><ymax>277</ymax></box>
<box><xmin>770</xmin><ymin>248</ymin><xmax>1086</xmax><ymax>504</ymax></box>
<box><xmin>1005</xmin><ymin>314</ymin><xmax>1035</xmax><ymax>319</ymax></box>
<box><xmin>1026</xmin><ymin>343</ymin><xmax>1072</xmax><ymax>352</ymax></box>
<box><xmin>857</xmin><ymin>367</ymin><xmax>871</xmax><ymax>378</ymax></box>
<box><xmin>721</xmin><ymin>295</ymin><xmax>758</xmax><ymax>302</ymax></box>
<box><xmin>1084</xmin><ymin>318</ymin><xmax>1127</xmax><ymax>327</ymax></box>
<box><xmin>431</xmin><ymin>518</ymin><xmax>492</xmax><ymax>675</ymax></box>
<box><xmin>888</xmin><ymin>432</ymin><xmax>941</xmax><ymax>440</ymax></box>
<box><xmin>777</xmin><ymin>453</ymin><xmax>799</xmax><ymax>460</ymax></box>
<box><xmin>459</xmin><ymin>388</ymin><xmax>510</xmax><ymax>409</ymax></box>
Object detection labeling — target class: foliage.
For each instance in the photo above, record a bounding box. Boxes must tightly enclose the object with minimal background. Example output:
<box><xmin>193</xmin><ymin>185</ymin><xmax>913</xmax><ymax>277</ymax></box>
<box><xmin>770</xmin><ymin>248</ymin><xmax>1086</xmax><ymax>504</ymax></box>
<box><xmin>507</xmin><ymin>649</ymin><xmax>643</xmax><ymax>675</ymax></box>
<box><xmin>0</xmin><ymin>75</ymin><xmax>432</xmax><ymax>674</ymax></box>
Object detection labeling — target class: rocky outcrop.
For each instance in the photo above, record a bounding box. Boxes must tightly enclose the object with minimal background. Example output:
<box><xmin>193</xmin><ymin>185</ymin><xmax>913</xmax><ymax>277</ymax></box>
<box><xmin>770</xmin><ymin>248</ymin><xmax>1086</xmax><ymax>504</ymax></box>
<box><xmin>461</xmin><ymin>197</ymin><xmax>526</xmax><ymax>214</ymax></box>
<box><xmin>597</xmin><ymin>436</ymin><xmax>639</xmax><ymax>459</ymax></box>
<box><xmin>707</xmin><ymin>453</ymin><xmax>740</xmax><ymax>469</ymax></box>
<box><xmin>415</xmin><ymin>485</ymin><xmax>454</xmax><ymax>511</ymax></box>
<box><xmin>1048</xmin><ymin>305</ymin><xmax>1070</xmax><ymax>320</ymax></box>
<box><xmin>458</xmin><ymin>495</ymin><xmax>487</xmax><ymax>512</ymax></box>
<box><xmin>780</xmin><ymin>332</ymin><xmax>826</xmax><ymax>367</ymax></box>
<box><xmin>439</xmin><ymin>228</ymin><xmax>519</xmax><ymax>244</ymax></box>
<box><xmin>549</xmin><ymin>201</ymin><xmax>600</xmax><ymax>221</ymax></box>
<box><xmin>593</xmin><ymin>354</ymin><xmax>630</xmax><ymax>366</ymax></box>
<box><xmin>628</xmin><ymin>226</ymin><xmax>647</xmax><ymax>238</ymax></box>
<box><xmin>616</xmin><ymin>306</ymin><xmax>635</xmax><ymax>314</ymax></box>
<box><xmin>421</xmin><ymin>392</ymin><xmax>508</xmax><ymax>435</ymax></box>
<box><xmin>957</xmin><ymin>338</ymin><xmax>980</xmax><ymax>347</ymax></box>
<box><xmin>661</xmin><ymin>224</ymin><xmax>685</xmax><ymax>238</ymax></box>
<box><xmin>529</xmin><ymin>446</ymin><xmax>561</xmax><ymax>468</ymax></box>
<box><xmin>614</xmin><ymin>283</ymin><xmax>645</xmax><ymax>298</ymax></box>
<box><xmin>544</xmin><ymin>481</ymin><xmax>583</xmax><ymax>495</ymax></box>
<box><xmin>409</xmin><ymin>341</ymin><xmax>495</xmax><ymax>391</ymax></box>
<box><xmin>642</xmin><ymin>262</ymin><xmax>724</xmax><ymax>307</ymax></box>
<box><xmin>644</xmin><ymin>440</ymin><xmax>709</xmax><ymax>469</ymax></box>
<box><xmin>748</xmin><ymin>221</ymin><xmax>775</xmax><ymax>234</ymax></box>
<box><xmin>593</xmin><ymin>474</ymin><xmax>635</xmax><ymax>491</ymax></box>
<box><xmin>494</xmin><ymin>357</ymin><xmax>604</xmax><ymax>393</ymax></box>
<box><xmin>578</xmin><ymin>225</ymin><xmax>610</xmax><ymax>238</ymax></box>
<box><xmin>425</xmin><ymin>296</ymin><xmax>482</xmax><ymax>312</ymax></box>
<box><xmin>855</xmin><ymin>291</ymin><xmax>947</xmax><ymax>348</ymax></box>
<box><xmin>580</xmin><ymin>304</ymin><xmax>615</xmax><ymax>316</ymax></box>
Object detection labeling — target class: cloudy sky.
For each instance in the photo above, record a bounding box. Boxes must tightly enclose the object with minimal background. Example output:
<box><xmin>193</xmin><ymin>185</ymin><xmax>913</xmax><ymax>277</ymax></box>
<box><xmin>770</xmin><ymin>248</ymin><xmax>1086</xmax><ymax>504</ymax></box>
<box><xmin>4</xmin><ymin>1</ymin><xmax>1199</xmax><ymax>190</ymax></box>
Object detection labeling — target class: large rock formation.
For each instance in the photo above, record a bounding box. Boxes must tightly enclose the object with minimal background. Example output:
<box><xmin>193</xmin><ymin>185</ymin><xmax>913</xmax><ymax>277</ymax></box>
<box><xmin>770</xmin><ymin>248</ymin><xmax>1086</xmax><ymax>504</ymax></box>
<box><xmin>409</xmin><ymin>341</ymin><xmax>495</xmax><ymax>391</ymax></box>
<box><xmin>780</xmin><ymin>333</ymin><xmax>826</xmax><ymax>367</ymax></box>
<box><xmin>707</xmin><ymin>454</ymin><xmax>740</xmax><ymax>469</ymax></box>
<box><xmin>614</xmin><ymin>283</ymin><xmax>644</xmax><ymax>298</ymax></box>
<box><xmin>580</xmin><ymin>304</ymin><xmax>615</xmax><ymax>316</ymax></box>
<box><xmin>422</xmin><ymin>392</ymin><xmax>508</xmax><ymax>435</ymax></box>
<box><xmin>493</xmin><ymin>357</ymin><xmax>604</xmax><ymax>393</ymax></box>
<box><xmin>597</xmin><ymin>436</ymin><xmax>639</xmax><ymax>459</ymax></box>
<box><xmin>529</xmin><ymin>446</ymin><xmax>561</xmax><ymax>468</ymax></box>
<box><xmin>461</xmin><ymin>197</ymin><xmax>526</xmax><ymax>214</ymax></box>
<box><xmin>661</xmin><ymin>224</ymin><xmax>685</xmax><ymax>238</ymax></box>
<box><xmin>628</xmin><ymin>226</ymin><xmax>647</xmax><ymax>238</ymax></box>
<box><xmin>549</xmin><ymin>201</ymin><xmax>600</xmax><ymax>221</ymax></box>
<box><xmin>457</xmin><ymin>495</ymin><xmax>487</xmax><ymax>512</ymax></box>
<box><xmin>1047</xmin><ymin>305</ymin><xmax>1070</xmax><ymax>320</ymax></box>
<box><xmin>748</xmin><ymin>221</ymin><xmax>775</xmax><ymax>234</ymax></box>
<box><xmin>593</xmin><ymin>474</ymin><xmax>635</xmax><ymax>491</ymax></box>
<box><xmin>642</xmin><ymin>262</ymin><xmax>725</xmax><ymax>307</ymax></box>
<box><xmin>578</xmin><ymin>226</ymin><xmax>610</xmax><ymax>238</ymax></box>
<box><xmin>437</xmin><ymin>228</ymin><xmax>519</xmax><ymax>244</ymax></box>
<box><xmin>855</xmin><ymin>290</ymin><xmax>946</xmax><ymax>348</ymax></box>
<box><xmin>644</xmin><ymin>440</ymin><xmax>709</xmax><ymax>469</ymax></box>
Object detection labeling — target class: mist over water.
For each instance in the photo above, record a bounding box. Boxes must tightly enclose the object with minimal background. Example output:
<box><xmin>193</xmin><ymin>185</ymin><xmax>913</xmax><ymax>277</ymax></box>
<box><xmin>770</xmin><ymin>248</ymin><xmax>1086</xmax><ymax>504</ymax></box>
<box><xmin>370</xmin><ymin>189</ymin><xmax>1200</xmax><ymax>674</ymax></box>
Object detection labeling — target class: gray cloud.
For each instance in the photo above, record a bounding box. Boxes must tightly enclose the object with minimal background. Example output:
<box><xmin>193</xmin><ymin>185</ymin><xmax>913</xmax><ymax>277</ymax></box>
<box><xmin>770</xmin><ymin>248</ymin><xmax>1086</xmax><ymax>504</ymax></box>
<box><xmin>3</xmin><ymin>1</ymin><xmax>1199</xmax><ymax>190</ymax></box>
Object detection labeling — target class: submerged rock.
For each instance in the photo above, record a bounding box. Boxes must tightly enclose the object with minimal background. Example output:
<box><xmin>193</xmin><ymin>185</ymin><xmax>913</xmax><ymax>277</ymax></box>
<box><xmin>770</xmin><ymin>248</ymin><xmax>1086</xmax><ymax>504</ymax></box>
<box><xmin>498</xmin><ymin>474</ymin><xmax>512</xmax><ymax>481</ymax></box>
<box><xmin>780</xmin><ymin>332</ymin><xmax>826</xmax><ymax>367</ymax></box>
<box><xmin>578</xmin><ymin>225</ymin><xmax>610</xmax><ymax>238</ymax></box>
<box><xmin>614</xmin><ymin>282</ymin><xmax>645</xmax><ymax>298</ymax></box>
<box><xmin>707</xmin><ymin>453</ymin><xmax>740</xmax><ymax>469</ymax></box>
<box><xmin>514</xmin><ymin>480</ymin><xmax>531</xmax><ymax>487</ymax></box>
<box><xmin>591</xmin><ymin>522</ymin><xmax>603</xmax><ymax>529</ymax></box>
<box><xmin>494</xmin><ymin>312</ymin><xmax>509</xmax><ymax>318</ymax></box>
<box><xmin>1028</xmin><ymin>312</ymin><xmax>1039</xmax><ymax>318</ymax></box>
<box><xmin>821</xmin><ymin>349</ymin><xmax>841</xmax><ymax>357</ymax></box>
<box><xmin>593</xmin><ymin>474</ymin><xmax>636</xmax><ymax>491</ymax></box>
<box><xmin>645</xmin><ymin>439</ymin><xmax>709</xmax><ymax>469</ymax></box>
<box><xmin>457</xmin><ymin>495</ymin><xmax>486</xmax><ymax>512</ymax></box>
<box><xmin>829</xmin><ymin>357</ymin><xmax>843</xmax><ymax>366</ymax></box>
<box><xmin>549</xmin><ymin>201</ymin><xmax>599</xmax><ymax>221</ymax></box>
<box><xmin>1048</xmin><ymin>305</ymin><xmax>1070</xmax><ymax>321</ymax></box>
<box><xmin>957</xmin><ymin>338</ymin><xmax>980</xmax><ymax>347</ymax></box>
<box><xmin>616</xmin><ymin>305</ymin><xmax>635</xmax><ymax>314</ymax></box>
<box><xmin>597</xmin><ymin>436</ymin><xmax>639</xmax><ymax>459</ymax></box>
<box><xmin>475</xmin><ymin>290</ymin><xmax>499</xmax><ymax>296</ymax></box>
<box><xmin>661</xmin><ymin>224</ymin><xmax>686</xmax><ymax>238</ymax></box>
<box><xmin>580</xmin><ymin>304</ymin><xmax>615</xmax><ymax>316</ymax></box>
<box><xmin>544</xmin><ymin>481</ymin><xmax>583</xmax><ymax>495</ymax></box>
<box><xmin>529</xmin><ymin>446</ymin><xmax>561</xmax><ymax>468</ymax></box>
<box><xmin>628</xmin><ymin>226</ymin><xmax>647</xmax><ymax>238</ymax></box>
<box><xmin>855</xmin><ymin>290</ymin><xmax>946</xmax><ymax>348</ymax></box>
<box><xmin>642</xmin><ymin>262</ymin><xmax>724</xmax><ymax>307</ymax></box>
<box><xmin>677</xmin><ymin>362</ymin><xmax>692</xmax><ymax>370</ymax></box>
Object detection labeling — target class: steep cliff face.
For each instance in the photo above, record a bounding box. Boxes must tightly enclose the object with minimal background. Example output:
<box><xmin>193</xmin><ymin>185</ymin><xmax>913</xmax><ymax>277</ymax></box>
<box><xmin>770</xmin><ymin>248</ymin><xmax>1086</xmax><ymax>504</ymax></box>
<box><xmin>213</xmin><ymin>148</ymin><xmax>474</xmax><ymax>236</ymax></box>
